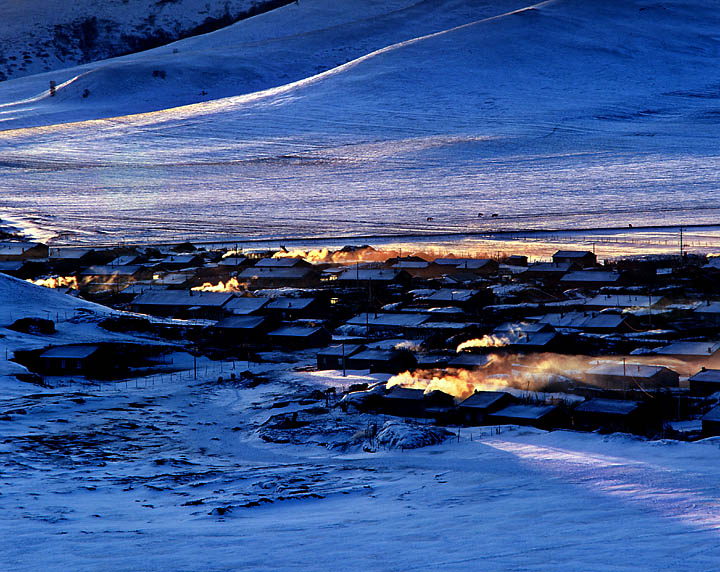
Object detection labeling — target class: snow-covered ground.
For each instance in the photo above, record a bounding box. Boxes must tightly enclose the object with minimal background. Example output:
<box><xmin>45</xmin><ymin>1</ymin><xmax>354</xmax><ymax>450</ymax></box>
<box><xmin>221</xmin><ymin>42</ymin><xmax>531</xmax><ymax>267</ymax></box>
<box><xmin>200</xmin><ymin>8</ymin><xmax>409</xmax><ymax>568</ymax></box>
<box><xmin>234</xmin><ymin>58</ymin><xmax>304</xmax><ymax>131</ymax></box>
<box><xmin>1</xmin><ymin>276</ymin><xmax>720</xmax><ymax>570</ymax></box>
<box><xmin>1</xmin><ymin>0</ymin><xmax>720</xmax><ymax>243</ymax></box>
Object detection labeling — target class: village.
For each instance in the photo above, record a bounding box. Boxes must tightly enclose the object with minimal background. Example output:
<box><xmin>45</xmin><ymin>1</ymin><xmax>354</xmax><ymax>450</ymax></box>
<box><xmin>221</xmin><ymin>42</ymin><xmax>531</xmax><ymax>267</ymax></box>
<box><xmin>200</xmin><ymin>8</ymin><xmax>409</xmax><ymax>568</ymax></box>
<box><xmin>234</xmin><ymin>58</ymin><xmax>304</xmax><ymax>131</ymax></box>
<box><xmin>3</xmin><ymin>235</ymin><xmax>720</xmax><ymax>441</ymax></box>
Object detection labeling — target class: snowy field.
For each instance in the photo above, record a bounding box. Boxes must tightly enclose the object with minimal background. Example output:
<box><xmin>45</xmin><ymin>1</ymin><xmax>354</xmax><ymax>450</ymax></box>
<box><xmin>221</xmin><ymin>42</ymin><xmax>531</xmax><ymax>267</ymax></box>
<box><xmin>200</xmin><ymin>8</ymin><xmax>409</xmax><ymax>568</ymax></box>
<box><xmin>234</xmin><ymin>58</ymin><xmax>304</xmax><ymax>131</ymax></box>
<box><xmin>1</xmin><ymin>0</ymin><xmax>720</xmax><ymax>243</ymax></box>
<box><xmin>3</xmin><ymin>276</ymin><xmax>720</xmax><ymax>570</ymax></box>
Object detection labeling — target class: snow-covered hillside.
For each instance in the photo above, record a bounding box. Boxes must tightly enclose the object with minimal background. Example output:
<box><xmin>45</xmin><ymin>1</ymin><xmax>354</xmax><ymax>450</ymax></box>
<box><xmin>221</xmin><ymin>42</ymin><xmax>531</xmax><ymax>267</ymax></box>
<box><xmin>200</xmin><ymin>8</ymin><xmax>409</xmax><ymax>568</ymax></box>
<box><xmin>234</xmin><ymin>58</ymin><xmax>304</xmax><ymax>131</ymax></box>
<box><xmin>0</xmin><ymin>0</ymin><xmax>288</xmax><ymax>81</ymax></box>
<box><xmin>1</xmin><ymin>0</ymin><xmax>720</xmax><ymax>244</ymax></box>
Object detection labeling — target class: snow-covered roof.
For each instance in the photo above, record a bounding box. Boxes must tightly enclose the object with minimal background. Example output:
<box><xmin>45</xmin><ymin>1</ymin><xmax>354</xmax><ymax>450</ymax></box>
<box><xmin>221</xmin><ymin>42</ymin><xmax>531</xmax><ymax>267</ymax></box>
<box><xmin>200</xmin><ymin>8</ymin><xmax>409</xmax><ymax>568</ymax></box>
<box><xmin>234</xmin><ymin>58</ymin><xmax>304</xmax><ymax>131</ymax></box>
<box><xmin>265</xmin><ymin>297</ymin><xmax>315</xmax><ymax>310</ymax></box>
<box><xmin>560</xmin><ymin>271</ymin><xmax>619</xmax><ymax>283</ymax></box>
<box><xmin>268</xmin><ymin>325</ymin><xmax>324</xmax><ymax>338</ymax></box>
<box><xmin>575</xmin><ymin>399</ymin><xmax>640</xmax><ymax>415</ymax></box>
<box><xmin>524</xmin><ymin>262</ymin><xmax>575</xmax><ymax>273</ymax></box>
<box><xmin>0</xmin><ymin>241</ymin><xmax>42</xmax><ymax>256</ymax></box>
<box><xmin>336</xmin><ymin>268</ymin><xmax>405</xmax><ymax>282</ymax></box>
<box><xmin>586</xmin><ymin>294</ymin><xmax>663</xmax><ymax>308</ymax></box>
<box><xmin>553</xmin><ymin>250</ymin><xmax>594</xmax><ymax>258</ymax></box>
<box><xmin>703</xmin><ymin>405</ymin><xmax>720</xmax><ymax>423</ymax></box>
<box><xmin>346</xmin><ymin>313</ymin><xmax>430</xmax><ymax>329</ymax></box>
<box><xmin>688</xmin><ymin>369</ymin><xmax>720</xmax><ymax>383</ymax></box>
<box><xmin>393</xmin><ymin>261</ymin><xmax>429</xmax><ymax>269</ymax></box>
<box><xmin>491</xmin><ymin>404</ymin><xmax>557</xmax><ymax>420</ymax></box>
<box><xmin>384</xmin><ymin>387</ymin><xmax>425</xmax><ymax>400</ymax></box>
<box><xmin>224</xmin><ymin>296</ymin><xmax>269</xmax><ymax>314</ymax></box>
<box><xmin>458</xmin><ymin>391</ymin><xmax>509</xmax><ymax>410</ymax></box>
<box><xmin>695</xmin><ymin>302</ymin><xmax>720</xmax><ymax>315</ymax></box>
<box><xmin>654</xmin><ymin>341</ymin><xmax>720</xmax><ymax>357</ymax></box>
<box><xmin>316</xmin><ymin>344</ymin><xmax>364</xmax><ymax>357</ymax></box>
<box><xmin>41</xmin><ymin>345</ymin><xmax>99</xmax><ymax>359</ymax></box>
<box><xmin>133</xmin><ymin>290</ymin><xmax>234</xmax><ymax>307</ymax></box>
<box><xmin>448</xmin><ymin>353</ymin><xmax>492</xmax><ymax>369</ymax></box>
<box><xmin>79</xmin><ymin>265</ymin><xmax>144</xmax><ymax>276</ymax></box>
<box><xmin>255</xmin><ymin>257</ymin><xmax>306</xmax><ymax>268</ymax></box>
<box><xmin>238</xmin><ymin>266</ymin><xmax>313</xmax><ymax>280</ymax></box>
<box><xmin>421</xmin><ymin>289</ymin><xmax>478</xmax><ymax>303</ymax></box>
<box><xmin>213</xmin><ymin>315</ymin><xmax>265</xmax><ymax>330</ymax></box>
<box><xmin>586</xmin><ymin>363</ymin><xmax>673</xmax><ymax>379</ymax></box>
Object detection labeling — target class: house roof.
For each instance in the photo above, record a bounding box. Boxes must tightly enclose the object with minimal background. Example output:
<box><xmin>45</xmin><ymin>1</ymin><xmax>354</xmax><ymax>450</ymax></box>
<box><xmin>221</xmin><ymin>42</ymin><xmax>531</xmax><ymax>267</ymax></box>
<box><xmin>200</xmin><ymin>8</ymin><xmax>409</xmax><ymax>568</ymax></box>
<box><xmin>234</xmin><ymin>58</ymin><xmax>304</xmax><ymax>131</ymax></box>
<box><xmin>586</xmin><ymin>363</ymin><xmax>674</xmax><ymax>379</ymax></box>
<box><xmin>133</xmin><ymin>290</ymin><xmax>234</xmax><ymax>307</ymax></box>
<box><xmin>553</xmin><ymin>250</ymin><xmax>594</xmax><ymax>258</ymax></box>
<box><xmin>0</xmin><ymin>261</ymin><xmax>25</xmax><ymax>271</ymax></box>
<box><xmin>0</xmin><ymin>241</ymin><xmax>42</xmax><ymax>256</ymax></box>
<box><xmin>560</xmin><ymin>271</ymin><xmax>619</xmax><ymax>283</ymax></box>
<box><xmin>490</xmin><ymin>404</ymin><xmax>557</xmax><ymax>420</ymax></box>
<box><xmin>238</xmin><ymin>266</ymin><xmax>314</xmax><ymax>280</ymax></box>
<box><xmin>695</xmin><ymin>302</ymin><xmax>720</xmax><ymax>315</ymax></box>
<box><xmin>447</xmin><ymin>353</ymin><xmax>492</xmax><ymax>369</ymax></box>
<box><xmin>434</xmin><ymin>258</ymin><xmax>494</xmax><ymax>269</ymax></box>
<box><xmin>422</xmin><ymin>289</ymin><xmax>479</xmax><ymax>303</ymax></box>
<box><xmin>217</xmin><ymin>256</ymin><xmax>248</xmax><ymax>267</ymax></box>
<box><xmin>214</xmin><ymin>315</ymin><xmax>265</xmax><ymax>330</ymax></box>
<box><xmin>316</xmin><ymin>344</ymin><xmax>365</xmax><ymax>358</ymax></box>
<box><xmin>255</xmin><ymin>257</ymin><xmax>306</xmax><ymax>268</ymax></box>
<box><xmin>688</xmin><ymin>369</ymin><xmax>720</xmax><ymax>383</ymax></box>
<box><xmin>223</xmin><ymin>296</ymin><xmax>269</xmax><ymax>315</ymax></box>
<box><xmin>268</xmin><ymin>325</ymin><xmax>325</xmax><ymax>338</ymax></box>
<box><xmin>41</xmin><ymin>345</ymin><xmax>99</xmax><ymax>359</ymax></box>
<box><xmin>393</xmin><ymin>261</ymin><xmax>430</xmax><ymax>269</ymax></box>
<box><xmin>458</xmin><ymin>391</ymin><xmax>510</xmax><ymax>410</ymax></box>
<box><xmin>79</xmin><ymin>265</ymin><xmax>144</xmax><ymax>277</ymax></box>
<box><xmin>350</xmin><ymin>349</ymin><xmax>404</xmax><ymax>362</ymax></box>
<box><xmin>494</xmin><ymin>321</ymin><xmax>552</xmax><ymax>334</ymax></box>
<box><xmin>160</xmin><ymin>254</ymin><xmax>201</xmax><ymax>265</ymax></box>
<box><xmin>336</xmin><ymin>268</ymin><xmax>405</xmax><ymax>282</ymax></box>
<box><xmin>586</xmin><ymin>294</ymin><xmax>663</xmax><ymax>308</ymax></box>
<box><xmin>524</xmin><ymin>262</ymin><xmax>575</xmax><ymax>273</ymax></box>
<box><xmin>49</xmin><ymin>247</ymin><xmax>93</xmax><ymax>259</ymax></box>
<box><xmin>575</xmin><ymin>399</ymin><xmax>640</xmax><ymax>415</ymax></box>
<box><xmin>654</xmin><ymin>341</ymin><xmax>720</xmax><ymax>357</ymax></box>
<box><xmin>537</xmin><ymin>312</ymin><xmax>625</xmax><ymax>330</ymax></box>
<box><xmin>384</xmin><ymin>386</ymin><xmax>425</xmax><ymax>400</ymax></box>
<box><xmin>346</xmin><ymin>313</ymin><xmax>430</xmax><ymax>328</ymax></box>
<box><xmin>703</xmin><ymin>405</ymin><xmax>720</xmax><ymax>423</ymax></box>
<box><xmin>265</xmin><ymin>297</ymin><xmax>315</xmax><ymax>310</ymax></box>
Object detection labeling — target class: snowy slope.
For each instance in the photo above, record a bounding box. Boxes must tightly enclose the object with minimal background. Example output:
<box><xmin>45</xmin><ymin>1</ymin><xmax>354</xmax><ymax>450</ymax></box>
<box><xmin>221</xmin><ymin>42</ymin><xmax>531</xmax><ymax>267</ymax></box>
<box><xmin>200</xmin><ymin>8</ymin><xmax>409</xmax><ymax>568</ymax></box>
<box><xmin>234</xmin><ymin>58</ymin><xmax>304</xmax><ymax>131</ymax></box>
<box><xmin>0</xmin><ymin>0</ymin><xmax>278</xmax><ymax>81</ymax></box>
<box><xmin>0</xmin><ymin>0</ymin><xmax>720</xmax><ymax>243</ymax></box>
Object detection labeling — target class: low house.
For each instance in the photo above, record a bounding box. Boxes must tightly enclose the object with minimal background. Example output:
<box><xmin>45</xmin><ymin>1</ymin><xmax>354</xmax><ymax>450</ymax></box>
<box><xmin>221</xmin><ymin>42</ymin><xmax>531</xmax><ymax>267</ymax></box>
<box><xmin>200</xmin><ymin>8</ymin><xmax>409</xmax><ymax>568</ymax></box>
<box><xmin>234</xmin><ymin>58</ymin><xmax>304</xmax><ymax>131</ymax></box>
<box><xmin>390</xmin><ymin>261</ymin><xmax>446</xmax><ymax>279</ymax></box>
<box><xmin>688</xmin><ymin>368</ymin><xmax>720</xmax><ymax>396</ymax></box>
<box><xmin>536</xmin><ymin>312</ymin><xmax>632</xmax><ymax>333</ymax></box>
<box><xmin>158</xmin><ymin>253</ymin><xmax>205</xmax><ymax>270</ymax></box>
<box><xmin>433</xmin><ymin>258</ymin><xmax>499</xmax><ymax>276</ymax></box>
<box><xmin>316</xmin><ymin>344</ymin><xmax>366</xmax><ymax>370</ymax></box>
<box><xmin>584</xmin><ymin>363</ymin><xmax>679</xmax><ymax>390</ymax></box>
<box><xmin>0</xmin><ymin>241</ymin><xmax>48</xmax><ymax>261</ymax></box>
<box><xmin>266</xmin><ymin>325</ymin><xmax>331</xmax><ymax>349</ymax></box>
<box><xmin>447</xmin><ymin>353</ymin><xmax>493</xmax><ymax>370</ymax></box>
<box><xmin>264</xmin><ymin>297</ymin><xmax>321</xmax><ymax>320</ymax></box>
<box><xmin>334</xmin><ymin>268</ymin><xmax>411</xmax><ymax>287</ymax></box>
<box><xmin>573</xmin><ymin>398</ymin><xmax>646</xmax><ymax>433</ymax></box>
<box><xmin>487</xmin><ymin>404</ymin><xmax>561</xmax><ymax>430</ymax></box>
<box><xmin>654</xmin><ymin>341</ymin><xmax>720</xmax><ymax>365</ymax></box>
<box><xmin>520</xmin><ymin>262</ymin><xmax>577</xmax><ymax>281</ymax></box>
<box><xmin>345</xmin><ymin>349</ymin><xmax>417</xmax><ymax>374</ymax></box>
<box><xmin>131</xmin><ymin>290</ymin><xmax>235</xmax><ymax>319</ymax></box>
<box><xmin>702</xmin><ymin>405</ymin><xmax>720</xmax><ymax>436</ymax></box>
<box><xmin>254</xmin><ymin>257</ymin><xmax>311</xmax><ymax>269</ymax></box>
<box><xmin>237</xmin><ymin>266</ymin><xmax>319</xmax><ymax>289</ymax></box>
<box><xmin>457</xmin><ymin>391</ymin><xmax>514</xmax><ymax>425</ymax></box>
<box><xmin>210</xmin><ymin>315</ymin><xmax>268</xmax><ymax>344</ymax></box>
<box><xmin>552</xmin><ymin>250</ymin><xmax>597</xmax><ymax>268</ymax></box>
<box><xmin>559</xmin><ymin>271</ymin><xmax>620</xmax><ymax>290</ymax></box>
<box><xmin>381</xmin><ymin>386</ymin><xmax>454</xmax><ymax>418</ymax></box>
<box><xmin>345</xmin><ymin>313</ymin><xmax>431</xmax><ymax>338</ymax></box>
<box><xmin>693</xmin><ymin>302</ymin><xmax>720</xmax><ymax>327</ymax></box>
<box><xmin>78</xmin><ymin>265</ymin><xmax>153</xmax><ymax>292</ymax></box>
<box><xmin>49</xmin><ymin>247</ymin><xmax>110</xmax><ymax>272</ymax></box>
<box><xmin>38</xmin><ymin>344</ymin><xmax>102</xmax><ymax>375</ymax></box>
<box><xmin>585</xmin><ymin>293</ymin><xmax>666</xmax><ymax>312</ymax></box>
<box><xmin>416</xmin><ymin>289</ymin><xmax>486</xmax><ymax>313</ymax></box>
<box><xmin>223</xmin><ymin>296</ymin><xmax>270</xmax><ymax>316</ymax></box>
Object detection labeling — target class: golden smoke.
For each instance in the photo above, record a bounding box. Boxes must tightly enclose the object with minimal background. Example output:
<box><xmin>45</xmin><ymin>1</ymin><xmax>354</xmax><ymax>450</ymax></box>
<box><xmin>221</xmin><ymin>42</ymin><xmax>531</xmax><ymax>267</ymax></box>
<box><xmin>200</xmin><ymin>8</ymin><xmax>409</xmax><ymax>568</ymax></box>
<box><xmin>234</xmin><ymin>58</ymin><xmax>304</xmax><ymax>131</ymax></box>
<box><xmin>387</xmin><ymin>353</ymin><xmax>593</xmax><ymax>399</ymax></box>
<box><xmin>192</xmin><ymin>277</ymin><xmax>243</xmax><ymax>292</ymax></box>
<box><xmin>456</xmin><ymin>334</ymin><xmax>511</xmax><ymax>352</ymax></box>
<box><xmin>29</xmin><ymin>276</ymin><xmax>78</xmax><ymax>289</ymax></box>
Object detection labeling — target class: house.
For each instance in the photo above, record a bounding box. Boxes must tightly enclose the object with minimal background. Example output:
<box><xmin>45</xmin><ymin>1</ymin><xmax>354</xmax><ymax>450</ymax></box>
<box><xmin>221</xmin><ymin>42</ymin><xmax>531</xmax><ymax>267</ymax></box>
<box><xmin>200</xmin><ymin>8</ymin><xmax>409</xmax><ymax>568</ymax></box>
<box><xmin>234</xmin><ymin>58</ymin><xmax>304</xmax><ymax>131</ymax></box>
<box><xmin>254</xmin><ymin>257</ymin><xmax>311</xmax><ymax>268</ymax></box>
<box><xmin>0</xmin><ymin>241</ymin><xmax>48</xmax><ymax>261</ymax></box>
<box><xmin>506</xmin><ymin>255</ymin><xmax>528</xmax><ymax>267</ymax></box>
<box><xmin>585</xmin><ymin>293</ymin><xmax>666</xmax><ymax>312</ymax></box>
<box><xmin>237</xmin><ymin>266</ymin><xmax>319</xmax><ymax>289</ymax></box>
<box><xmin>131</xmin><ymin>290</ymin><xmax>235</xmax><ymax>319</ymax></box>
<box><xmin>416</xmin><ymin>289</ymin><xmax>487</xmax><ymax>313</ymax></box>
<box><xmin>487</xmin><ymin>404</ymin><xmax>561</xmax><ymax>430</ymax></box>
<box><xmin>584</xmin><ymin>363</ymin><xmax>679</xmax><ymax>390</ymax></box>
<box><xmin>520</xmin><ymin>262</ymin><xmax>576</xmax><ymax>281</ymax></box>
<box><xmin>78</xmin><ymin>265</ymin><xmax>153</xmax><ymax>292</ymax></box>
<box><xmin>210</xmin><ymin>315</ymin><xmax>268</xmax><ymax>344</ymax></box>
<box><xmin>390</xmin><ymin>261</ymin><xmax>446</xmax><ymax>279</ymax></box>
<box><xmin>345</xmin><ymin>349</ymin><xmax>417</xmax><ymax>374</ymax></box>
<box><xmin>345</xmin><ymin>313</ymin><xmax>431</xmax><ymax>337</ymax></box>
<box><xmin>49</xmin><ymin>247</ymin><xmax>110</xmax><ymax>272</ymax></box>
<box><xmin>536</xmin><ymin>312</ymin><xmax>632</xmax><ymax>333</ymax></box>
<box><xmin>559</xmin><ymin>271</ymin><xmax>620</xmax><ymax>289</ymax></box>
<box><xmin>38</xmin><ymin>344</ymin><xmax>102</xmax><ymax>374</ymax></box>
<box><xmin>552</xmin><ymin>250</ymin><xmax>597</xmax><ymax>268</ymax></box>
<box><xmin>654</xmin><ymin>341</ymin><xmax>720</xmax><ymax>364</ymax></box>
<box><xmin>457</xmin><ymin>391</ymin><xmax>514</xmax><ymax>425</ymax></box>
<box><xmin>316</xmin><ymin>344</ymin><xmax>366</xmax><ymax>370</ymax></box>
<box><xmin>701</xmin><ymin>405</ymin><xmax>720</xmax><ymax>436</ymax></box>
<box><xmin>447</xmin><ymin>353</ymin><xmax>493</xmax><ymax>370</ymax></box>
<box><xmin>693</xmin><ymin>302</ymin><xmax>720</xmax><ymax>326</ymax></box>
<box><xmin>688</xmin><ymin>368</ymin><xmax>720</xmax><ymax>395</ymax></box>
<box><xmin>573</xmin><ymin>398</ymin><xmax>646</xmax><ymax>433</ymax></box>
<box><xmin>264</xmin><ymin>297</ymin><xmax>321</xmax><ymax>320</ymax></box>
<box><xmin>334</xmin><ymin>268</ymin><xmax>411</xmax><ymax>287</ymax></box>
<box><xmin>433</xmin><ymin>258</ymin><xmax>499</xmax><ymax>276</ymax></box>
<box><xmin>158</xmin><ymin>253</ymin><xmax>205</xmax><ymax>270</ymax></box>
<box><xmin>266</xmin><ymin>325</ymin><xmax>331</xmax><ymax>349</ymax></box>
<box><xmin>381</xmin><ymin>386</ymin><xmax>454</xmax><ymax>418</ymax></box>
<box><xmin>223</xmin><ymin>296</ymin><xmax>270</xmax><ymax>316</ymax></box>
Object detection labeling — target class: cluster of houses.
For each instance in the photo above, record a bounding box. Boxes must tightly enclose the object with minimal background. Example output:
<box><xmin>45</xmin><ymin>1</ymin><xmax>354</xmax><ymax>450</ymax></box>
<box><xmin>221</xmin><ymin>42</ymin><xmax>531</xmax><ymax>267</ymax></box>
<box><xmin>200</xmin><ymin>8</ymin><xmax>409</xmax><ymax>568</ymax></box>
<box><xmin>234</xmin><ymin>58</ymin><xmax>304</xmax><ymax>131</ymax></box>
<box><xmin>6</xmin><ymin>237</ymin><xmax>720</xmax><ymax>438</ymax></box>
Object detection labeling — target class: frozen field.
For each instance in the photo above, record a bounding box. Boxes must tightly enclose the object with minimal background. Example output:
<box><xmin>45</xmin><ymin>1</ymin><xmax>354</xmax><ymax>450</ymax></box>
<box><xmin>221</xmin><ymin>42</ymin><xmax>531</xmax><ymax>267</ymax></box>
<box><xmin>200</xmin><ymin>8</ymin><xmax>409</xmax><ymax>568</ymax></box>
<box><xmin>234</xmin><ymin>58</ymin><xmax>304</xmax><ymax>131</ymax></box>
<box><xmin>1</xmin><ymin>0</ymin><xmax>720</xmax><ymax>244</ymax></box>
